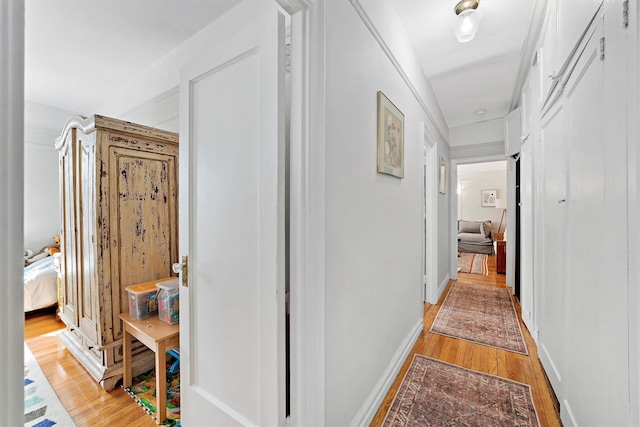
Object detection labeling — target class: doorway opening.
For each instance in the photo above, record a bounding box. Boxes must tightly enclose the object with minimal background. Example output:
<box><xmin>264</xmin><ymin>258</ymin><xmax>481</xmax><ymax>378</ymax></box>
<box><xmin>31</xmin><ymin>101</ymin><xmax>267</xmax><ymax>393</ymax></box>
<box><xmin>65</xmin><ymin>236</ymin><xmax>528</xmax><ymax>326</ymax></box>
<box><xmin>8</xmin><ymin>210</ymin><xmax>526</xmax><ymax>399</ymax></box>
<box><xmin>455</xmin><ymin>160</ymin><xmax>507</xmax><ymax>276</ymax></box>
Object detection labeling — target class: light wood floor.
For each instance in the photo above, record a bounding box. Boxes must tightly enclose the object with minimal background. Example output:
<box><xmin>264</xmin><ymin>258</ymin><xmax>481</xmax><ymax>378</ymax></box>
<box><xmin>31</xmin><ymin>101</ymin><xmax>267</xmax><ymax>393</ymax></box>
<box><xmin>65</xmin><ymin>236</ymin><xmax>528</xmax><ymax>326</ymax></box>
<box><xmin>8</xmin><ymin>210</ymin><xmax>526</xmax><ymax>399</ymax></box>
<box><xmin>370</xmin><ymin>255</ymin><xmax>562</xmax><ymax>427</ymax></box>
<box><xmin>26</xmin><ymin>256</ymin><xmax>560</xmax><ymax>427</ymax></box>
<box><xmin>24</xmin><ymin>309</ymin><xmax>157</xmax><ymax>427</ymax></box>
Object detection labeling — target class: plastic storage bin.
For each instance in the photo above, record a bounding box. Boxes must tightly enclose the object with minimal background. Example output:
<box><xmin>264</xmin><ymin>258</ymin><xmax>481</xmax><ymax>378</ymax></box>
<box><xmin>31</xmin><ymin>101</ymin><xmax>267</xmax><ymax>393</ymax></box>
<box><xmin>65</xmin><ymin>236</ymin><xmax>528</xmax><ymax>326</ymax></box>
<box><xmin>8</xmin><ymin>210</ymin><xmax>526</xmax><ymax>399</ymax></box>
<box><xmin>157</xmin><ymin>278</ymin><xmax>180</xmax><ymax>324</ymax></box>
<box><xmin>126</xmin><ymin>277</ymin><xmax>175</xmax><ymax>320</ymax></box>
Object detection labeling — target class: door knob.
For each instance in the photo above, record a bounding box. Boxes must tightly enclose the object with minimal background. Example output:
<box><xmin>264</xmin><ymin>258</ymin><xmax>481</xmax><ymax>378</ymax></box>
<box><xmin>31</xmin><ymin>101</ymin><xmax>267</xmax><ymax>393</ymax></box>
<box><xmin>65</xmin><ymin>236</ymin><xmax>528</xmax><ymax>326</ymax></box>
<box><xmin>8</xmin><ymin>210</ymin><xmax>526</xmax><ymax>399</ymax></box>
<box><xmin>172</xmin><ymin>255</ymin><xmax>188</xmax><ymax>287</ymax></box>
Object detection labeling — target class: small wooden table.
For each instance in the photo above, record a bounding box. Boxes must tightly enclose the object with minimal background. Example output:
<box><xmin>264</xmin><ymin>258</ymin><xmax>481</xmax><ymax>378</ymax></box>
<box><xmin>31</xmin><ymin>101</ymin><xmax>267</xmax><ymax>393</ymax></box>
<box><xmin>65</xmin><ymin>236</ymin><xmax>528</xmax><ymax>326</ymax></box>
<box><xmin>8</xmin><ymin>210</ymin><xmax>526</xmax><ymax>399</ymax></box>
<box><xmin>496</xmin><ymin>240</ymin><xmax>506</xmax><ymax>274</ymax></box>
<box><xmin>120</xmin><ymin>313</ymin><xmax>179</xmax><ymax>424</ymax></box>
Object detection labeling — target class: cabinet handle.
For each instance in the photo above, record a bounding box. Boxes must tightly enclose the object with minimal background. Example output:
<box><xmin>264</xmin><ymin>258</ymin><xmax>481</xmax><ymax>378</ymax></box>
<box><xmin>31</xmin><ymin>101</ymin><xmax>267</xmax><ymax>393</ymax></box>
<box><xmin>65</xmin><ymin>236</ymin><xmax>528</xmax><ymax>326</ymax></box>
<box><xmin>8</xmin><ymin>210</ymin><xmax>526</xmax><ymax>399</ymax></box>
<box><xmin>558</xmin><ymin>199</ymin><xmax>566</xmax><ymax>204</ymax></box>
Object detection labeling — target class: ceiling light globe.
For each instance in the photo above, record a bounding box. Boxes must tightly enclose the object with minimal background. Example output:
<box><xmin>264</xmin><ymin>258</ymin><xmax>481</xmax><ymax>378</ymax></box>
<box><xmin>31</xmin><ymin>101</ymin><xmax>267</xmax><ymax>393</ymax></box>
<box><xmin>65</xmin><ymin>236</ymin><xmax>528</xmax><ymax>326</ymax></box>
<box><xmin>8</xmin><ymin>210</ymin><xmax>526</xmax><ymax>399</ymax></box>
<box><xmin>453</xmin><ymin>8</ymin><xmax>482</xmax><ymax>43</ymax></box>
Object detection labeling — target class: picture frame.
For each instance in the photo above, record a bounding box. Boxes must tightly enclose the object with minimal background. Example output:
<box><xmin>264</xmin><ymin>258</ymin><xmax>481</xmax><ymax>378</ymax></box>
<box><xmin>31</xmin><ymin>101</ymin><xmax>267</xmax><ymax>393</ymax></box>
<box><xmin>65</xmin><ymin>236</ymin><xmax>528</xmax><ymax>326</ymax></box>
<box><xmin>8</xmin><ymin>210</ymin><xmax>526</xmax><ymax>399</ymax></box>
<box><xmin>377</xmin><ymin>91</ymin><xmax>404</xmax><ymax>178</ymax></box>
<box><xmin>481</xmin><ymin>189</ymin><xmax>497</xmax><ymax>207</ymax></box>
<box><xmin>439</xmin><ymin>157</ymin><xmax>446</xmax><ymax>194</ymax></box>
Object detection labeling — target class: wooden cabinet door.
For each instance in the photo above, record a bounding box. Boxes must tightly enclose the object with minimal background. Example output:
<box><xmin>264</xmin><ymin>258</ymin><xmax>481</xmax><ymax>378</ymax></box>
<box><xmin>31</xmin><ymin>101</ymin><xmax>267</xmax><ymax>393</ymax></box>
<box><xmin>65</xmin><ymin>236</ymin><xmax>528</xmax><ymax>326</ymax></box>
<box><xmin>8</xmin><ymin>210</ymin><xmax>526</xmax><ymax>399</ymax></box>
<box><xmin>76</xmin><ymin>130</ymin><xmax>99</xmax><ymax>345</ymax></box>
<box><xmin>106</xmin><ymin>141</ymin><xmax>178</xmax><ymax>346</ymax></box>
<box><xmin>58</xmin><ymin>130</ymin><xmax>79</xmax><ymax>328</ymax></box>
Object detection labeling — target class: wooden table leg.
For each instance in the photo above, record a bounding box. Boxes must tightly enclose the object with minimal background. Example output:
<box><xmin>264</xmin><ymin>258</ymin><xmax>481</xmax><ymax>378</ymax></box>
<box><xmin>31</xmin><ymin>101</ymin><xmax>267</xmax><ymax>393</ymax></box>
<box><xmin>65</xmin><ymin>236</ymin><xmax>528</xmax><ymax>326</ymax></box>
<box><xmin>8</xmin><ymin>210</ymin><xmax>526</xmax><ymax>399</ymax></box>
<box><xmin>156</xmin><ymin>340</ymin><xmax>167</xmax><ymax>424</ymax></box>
<box><xmin>122</xmin><ymin>327</ymin><xmax>132</xmax><ymax>388</ymax></box>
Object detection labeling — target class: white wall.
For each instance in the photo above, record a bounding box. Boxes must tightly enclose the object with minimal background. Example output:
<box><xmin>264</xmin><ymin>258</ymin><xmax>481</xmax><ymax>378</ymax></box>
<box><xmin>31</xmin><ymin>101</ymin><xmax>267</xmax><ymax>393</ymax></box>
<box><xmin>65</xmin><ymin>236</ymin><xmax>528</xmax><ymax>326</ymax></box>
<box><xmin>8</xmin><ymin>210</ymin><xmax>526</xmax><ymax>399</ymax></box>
<box><xmin>23</xmin><ymin>101</ymin><xmax>80</xmax><ymax>252</ymax></box>
<box><xmin>458</xmin><ymin>169</ymin><xmax>507</xmax><ymax>234</ymax></box>
<box><xmin>322</xmin><ymin>1</ymin><xmax>449</xmax><ymax>424</ymax></box>
<box><xmin>449</xmin><ymin>118</ymin><xmax>505</xmax><ymax>159</ymax></box>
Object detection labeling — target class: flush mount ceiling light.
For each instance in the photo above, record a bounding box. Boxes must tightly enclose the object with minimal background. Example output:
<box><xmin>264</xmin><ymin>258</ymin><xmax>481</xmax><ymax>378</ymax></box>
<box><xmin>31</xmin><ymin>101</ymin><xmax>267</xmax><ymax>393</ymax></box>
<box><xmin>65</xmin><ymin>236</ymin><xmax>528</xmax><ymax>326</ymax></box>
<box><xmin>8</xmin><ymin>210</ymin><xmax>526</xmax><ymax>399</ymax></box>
<box><xmin>453</xmin><ymin>0</ymin><xmax>482</xmax><ymax>43</ymax></box>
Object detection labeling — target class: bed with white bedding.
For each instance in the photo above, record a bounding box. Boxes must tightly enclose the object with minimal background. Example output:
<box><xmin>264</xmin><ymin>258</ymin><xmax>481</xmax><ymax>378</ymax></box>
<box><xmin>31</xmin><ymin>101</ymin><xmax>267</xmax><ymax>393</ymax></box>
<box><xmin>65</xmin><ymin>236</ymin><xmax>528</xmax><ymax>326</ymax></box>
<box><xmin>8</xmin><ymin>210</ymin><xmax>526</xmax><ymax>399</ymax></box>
<box><xmin>24</xmin><ymin>255</ymin><xmax>58</xmax><ymax>312</ymax></box>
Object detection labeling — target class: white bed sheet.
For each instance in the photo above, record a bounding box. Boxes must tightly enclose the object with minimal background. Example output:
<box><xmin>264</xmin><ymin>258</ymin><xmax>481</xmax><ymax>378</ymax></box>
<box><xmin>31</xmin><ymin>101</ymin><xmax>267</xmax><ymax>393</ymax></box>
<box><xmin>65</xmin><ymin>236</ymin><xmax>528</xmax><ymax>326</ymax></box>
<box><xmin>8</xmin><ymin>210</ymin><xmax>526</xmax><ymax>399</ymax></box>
<box><xmin>24</xmin><ymin>256</ymin><xmax>58</xmax><ymax>312</ymax></box>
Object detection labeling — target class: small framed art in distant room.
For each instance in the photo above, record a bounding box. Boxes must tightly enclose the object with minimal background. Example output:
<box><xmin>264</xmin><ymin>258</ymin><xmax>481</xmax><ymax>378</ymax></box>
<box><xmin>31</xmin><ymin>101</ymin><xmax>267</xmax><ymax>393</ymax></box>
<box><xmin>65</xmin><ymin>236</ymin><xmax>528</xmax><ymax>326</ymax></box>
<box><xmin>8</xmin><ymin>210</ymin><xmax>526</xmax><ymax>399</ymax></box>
<box><xmin>377</xmin><ymin>91</ymin><xmax>404</xmax><ymax>178</ymax></box>
<box><xmin>439</xmin><ymin>157</ymin><xmax>446</xmax><ymax>194</ymax></box>
<box><xmin>481</xmin><ymin>189</ymin><xmax>497</xmax><ymax>207</ymax></box>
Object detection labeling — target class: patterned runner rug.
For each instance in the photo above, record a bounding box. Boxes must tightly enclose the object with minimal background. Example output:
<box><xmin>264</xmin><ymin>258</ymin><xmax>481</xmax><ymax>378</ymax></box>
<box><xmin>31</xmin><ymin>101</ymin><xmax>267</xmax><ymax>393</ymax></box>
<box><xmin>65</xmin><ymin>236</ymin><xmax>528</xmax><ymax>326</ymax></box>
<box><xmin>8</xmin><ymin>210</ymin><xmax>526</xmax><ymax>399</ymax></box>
<box><xmin>458</xmin><ymin>252</ymin><xmax>488</xmax><ymax>275</ymax></box>
<box><xmin>382</xmin><ymin>355</ymin><xmax>540</xmax><ymax>427</ymax></box>
<box><xmin>430</xmin><ymin>282</ymin><xmax>528</xmax><ymax>354</ymax></box>
<box><xmin>24</xmin><ymin>343</ymin><xmax>76</xmax><ymax>427</ymax></box>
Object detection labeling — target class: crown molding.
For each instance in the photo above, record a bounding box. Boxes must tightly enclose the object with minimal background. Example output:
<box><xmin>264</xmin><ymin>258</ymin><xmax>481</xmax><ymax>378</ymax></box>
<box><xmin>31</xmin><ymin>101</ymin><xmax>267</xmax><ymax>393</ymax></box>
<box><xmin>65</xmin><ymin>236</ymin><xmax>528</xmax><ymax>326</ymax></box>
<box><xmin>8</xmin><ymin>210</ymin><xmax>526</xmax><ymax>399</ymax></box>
<box><xmin>276</xmin><ymin>0</ymin><xmax>309</xmax><ymax>15</ymax></box>
<box><xmin>347</xmin><ymin>0</ymin><xmax>449</xmax><ymax>146</ymax></box>
<box><xmin>509</xmin><ymin>0</ymin><xmax>548</xmax><ymax>111</ymax></box>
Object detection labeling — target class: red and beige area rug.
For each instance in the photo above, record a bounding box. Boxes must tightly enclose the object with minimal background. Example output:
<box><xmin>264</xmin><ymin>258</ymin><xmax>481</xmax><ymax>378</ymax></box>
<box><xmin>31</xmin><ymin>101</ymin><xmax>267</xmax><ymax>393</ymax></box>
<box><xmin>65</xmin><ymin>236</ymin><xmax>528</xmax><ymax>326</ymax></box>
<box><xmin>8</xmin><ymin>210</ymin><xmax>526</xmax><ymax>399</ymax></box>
<box><xmin>458</xmin><ymin>252</ymin><xmax>488</xmax><ymax>275</ymax></box>
<box><xmin>382</xmin><ymin>355</ymin><xmax>540</xmax><ymax>427</ymax></box>
<box><xmin>430</xmin><ymin>282</ymin><xmax>528</xmax><ymax>355</ymax></box>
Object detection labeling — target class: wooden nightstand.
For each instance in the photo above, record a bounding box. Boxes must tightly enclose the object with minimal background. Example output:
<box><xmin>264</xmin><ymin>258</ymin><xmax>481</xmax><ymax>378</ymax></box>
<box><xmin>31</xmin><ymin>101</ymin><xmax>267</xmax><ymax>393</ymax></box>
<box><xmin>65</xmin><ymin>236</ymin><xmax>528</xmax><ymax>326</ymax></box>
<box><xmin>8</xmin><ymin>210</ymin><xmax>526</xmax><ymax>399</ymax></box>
<box><xmin>496</xmin><ymin>240</ymin><xmax>506</xmax><ymax>274</ymax></box>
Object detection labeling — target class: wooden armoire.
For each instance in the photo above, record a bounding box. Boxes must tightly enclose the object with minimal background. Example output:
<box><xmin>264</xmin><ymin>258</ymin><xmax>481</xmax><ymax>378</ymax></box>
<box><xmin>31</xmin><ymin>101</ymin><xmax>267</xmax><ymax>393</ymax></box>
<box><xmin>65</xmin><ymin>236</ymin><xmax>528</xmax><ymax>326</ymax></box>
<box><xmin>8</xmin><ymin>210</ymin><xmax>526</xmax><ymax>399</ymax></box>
<box><xmin>55</xmin><ymin>115</ymin><xmax>179</xmax><ymax>390</ymax></box>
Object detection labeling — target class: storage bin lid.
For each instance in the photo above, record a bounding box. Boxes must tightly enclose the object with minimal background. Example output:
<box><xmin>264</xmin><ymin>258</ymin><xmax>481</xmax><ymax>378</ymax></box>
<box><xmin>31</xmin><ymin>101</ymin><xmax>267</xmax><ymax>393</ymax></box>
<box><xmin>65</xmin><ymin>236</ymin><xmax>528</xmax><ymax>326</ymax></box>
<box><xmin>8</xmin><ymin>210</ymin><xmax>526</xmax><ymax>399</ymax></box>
<box><xmin>126</xmin><ymin>277</ymin><xmax>175</xmax><ymax>294</ymax></box>
<box><xmin>156</xmin><ymin>278</ymin><xmax>179</xmax><ymax>291</ymax></box>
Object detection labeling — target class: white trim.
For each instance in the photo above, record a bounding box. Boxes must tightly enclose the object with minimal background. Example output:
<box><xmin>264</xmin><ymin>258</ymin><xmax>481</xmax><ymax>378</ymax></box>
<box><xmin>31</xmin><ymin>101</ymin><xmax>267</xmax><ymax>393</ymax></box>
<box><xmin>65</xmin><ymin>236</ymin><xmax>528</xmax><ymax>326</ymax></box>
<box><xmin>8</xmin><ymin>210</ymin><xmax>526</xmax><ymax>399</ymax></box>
<box><xmin>276</xmin><ymin>0</ymin><xmax>309</xmax><ymax>15</ymax></box>
<box><xmin>423</xmin><ymin>123</ymin><xmax>439</xmax><ymax>304</ymax></box>
<box><xmin>509</xmin><ymin>0</ymin><xmax>549</xmax><ymax>111</ymax></box>
<box><xmin>449</xmin><ymin>141</ymin><xmax>505</xmax><ymax>160</ymax></box>
<box><xmin>289</xmin><ymin>1</ymin><xmax>325</xmax><ymax>426</ymax></box>
<box><xmin>628</xmin><ymin>1</ymin><xmax>640</xmax><ymax>424</ymax></box>
<box><xmin>118</xmin><ymin>86</ymin><xmax>179</xmax><ymax>128</ymax></box>
<box><xmin>505</xmin><ymin>157</ymin><xmax>517</xmax><ymax>289</ymax></box>
<box><xmin>0</xmin><ymin>0</ymin><xmax>25</xmax><ymax>424</ymax></box>
<box><xmin>450</xmin><ymin>154</ymin><xmax>510</xmax><ymax>280</ymax></box>
<box><xmin>24</xmin><ymin>124</ymin><xmax>60</xmax><ymax>147</ymax></box>
<box><xmin>349</xmin><ymin>319</ymin><xmax>423</xmax><ymax>427</ymax></box>
<box><xmin>438</xmin><ymin>273</ymin><xmax>451</xmax><ymax>301</ymax></box>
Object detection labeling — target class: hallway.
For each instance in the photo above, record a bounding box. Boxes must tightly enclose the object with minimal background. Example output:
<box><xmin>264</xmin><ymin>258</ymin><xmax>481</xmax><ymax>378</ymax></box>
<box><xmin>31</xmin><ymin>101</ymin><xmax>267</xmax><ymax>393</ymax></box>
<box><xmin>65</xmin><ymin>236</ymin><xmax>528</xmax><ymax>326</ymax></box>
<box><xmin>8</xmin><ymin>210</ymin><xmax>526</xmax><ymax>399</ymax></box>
<box><xmin>370</xmin><ymin>255</ymin><xmax>561</xmax><ymax>427</ymax></box>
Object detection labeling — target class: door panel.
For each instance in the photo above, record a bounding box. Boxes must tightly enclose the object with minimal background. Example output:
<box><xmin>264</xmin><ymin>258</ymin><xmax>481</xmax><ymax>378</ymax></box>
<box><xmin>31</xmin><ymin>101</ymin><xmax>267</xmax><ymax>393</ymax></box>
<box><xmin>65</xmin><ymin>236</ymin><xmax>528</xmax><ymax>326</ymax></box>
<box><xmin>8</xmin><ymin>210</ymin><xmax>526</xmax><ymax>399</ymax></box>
<box><xmin>58</xmin><ymin>131</ymin><xmax>78</xmax><ymax>327</ymax></box>
<box><xmin>178</xmin><ymin>1</ymin><xmax>286</xmax><ymax>425</ymax></box>
<box><xmin>77</xmin><ymin>133</ymin><xmax>98</xmax><ymax>344</ymax></box>
<box><xmin>563</xmin><ymin>18</ymin><xmax>627</xmax><ymax>425</ymax></box>
<box><xmin>519</xmin><ymin>139</ymin><xmax>534</xmax><ymax>332</ymax></box>
<box><xmin>538</xmin><ymin>101</ymin><xmax>566</xmax><ymax>394</ymax></box>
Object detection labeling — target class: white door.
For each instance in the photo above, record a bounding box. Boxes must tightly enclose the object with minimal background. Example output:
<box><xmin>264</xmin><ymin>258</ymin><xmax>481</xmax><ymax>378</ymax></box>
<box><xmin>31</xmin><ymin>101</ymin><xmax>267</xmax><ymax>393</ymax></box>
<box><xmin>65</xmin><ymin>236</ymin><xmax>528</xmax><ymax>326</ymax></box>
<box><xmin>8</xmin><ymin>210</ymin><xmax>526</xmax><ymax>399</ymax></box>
<box><xmin>538</xmin><ymin>99</ymin><xmax>566</xmax><ymax>396</ymax></box>
<box><xmin>519</xmin><ymin>138</ymin><xmax>534</xmax><ymax>333</ymax></box>
<box><xmin>177</xmin><ymin>1</ymin><xmax>286</xmax><ymax>425</ymax></box>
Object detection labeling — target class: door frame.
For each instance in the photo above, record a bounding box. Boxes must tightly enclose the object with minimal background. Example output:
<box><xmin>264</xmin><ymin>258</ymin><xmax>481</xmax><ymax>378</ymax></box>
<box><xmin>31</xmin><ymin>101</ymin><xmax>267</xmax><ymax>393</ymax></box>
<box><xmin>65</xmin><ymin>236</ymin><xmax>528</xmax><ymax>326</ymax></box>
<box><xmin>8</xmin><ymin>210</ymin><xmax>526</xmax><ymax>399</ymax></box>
<box><xmin>422</xmin><ymin>123</ymin><xmax>439</xmax><ymax>304</ymax></box>
<box><xmin>285</xmin><ymin>1</ymin><xmax>326</xmax><ymax>425</ymax></box>
<box><xmin>0</xmin><ymin>0</ymin><xmax>26</xmax><ymax>424</ymax></box>
<box><xmin>450</xmin><ymin>154</ymin><xmax>512</xmax><ymax>281</ymax></box>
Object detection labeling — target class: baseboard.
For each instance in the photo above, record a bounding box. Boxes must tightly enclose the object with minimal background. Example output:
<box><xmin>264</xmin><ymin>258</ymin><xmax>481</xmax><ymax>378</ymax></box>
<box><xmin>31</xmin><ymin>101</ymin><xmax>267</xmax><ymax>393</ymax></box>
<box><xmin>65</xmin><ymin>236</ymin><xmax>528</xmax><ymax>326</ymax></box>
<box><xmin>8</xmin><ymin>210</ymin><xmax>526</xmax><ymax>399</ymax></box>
<box><xmin>349</xmin><ymin>318</ymin><xmax>423</xmax><ymax>426</ymax></box>
<box><xmin>437</xmin><ymin>273</ymin><xmax>451</xmax><ymax>302</ymax></box>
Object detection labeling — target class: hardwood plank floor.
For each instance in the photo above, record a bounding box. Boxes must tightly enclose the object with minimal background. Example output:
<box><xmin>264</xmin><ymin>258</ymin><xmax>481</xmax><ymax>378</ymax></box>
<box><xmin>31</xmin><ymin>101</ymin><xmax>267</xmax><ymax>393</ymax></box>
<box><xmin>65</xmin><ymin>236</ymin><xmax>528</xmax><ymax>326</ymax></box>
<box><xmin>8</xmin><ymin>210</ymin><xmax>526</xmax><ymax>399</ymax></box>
<box><xmin>24</xmin><ymin>309</ymin><xmax>157</xmax><ymax>427</ymax></box>
<box><xmin>370</xmin><ymin>254</ymin><xmax>562</xmax><ymax>427</ymax></box>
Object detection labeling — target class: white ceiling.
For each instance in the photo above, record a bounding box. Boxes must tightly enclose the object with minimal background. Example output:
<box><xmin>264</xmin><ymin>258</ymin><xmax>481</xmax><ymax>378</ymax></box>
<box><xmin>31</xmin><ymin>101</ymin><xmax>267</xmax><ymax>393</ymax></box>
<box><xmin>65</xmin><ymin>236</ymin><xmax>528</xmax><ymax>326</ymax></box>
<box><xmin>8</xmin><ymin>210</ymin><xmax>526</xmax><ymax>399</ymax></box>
<box><xmin>25</xmin><ymin>0</ymin><xmax>534</xmax><ymax>129</ymax></box>
<box><xmin>391</xmin><ymin>0</ymin><xmax>534</xmax><ymax>128</ymax></box>
<box><xmin>25</xmin><ymin>0</ymin><xmax>241</xmax><ymax>114</ymax></box>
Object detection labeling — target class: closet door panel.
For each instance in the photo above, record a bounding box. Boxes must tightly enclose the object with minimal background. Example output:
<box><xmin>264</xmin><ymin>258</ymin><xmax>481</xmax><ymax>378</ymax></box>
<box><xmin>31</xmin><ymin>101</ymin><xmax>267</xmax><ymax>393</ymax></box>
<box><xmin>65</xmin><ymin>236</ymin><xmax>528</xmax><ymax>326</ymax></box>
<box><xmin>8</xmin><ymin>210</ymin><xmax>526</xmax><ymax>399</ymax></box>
<box><xmin>564</xmin><ymin>15</ymin><xmax>629</xmax><ymax>425</ymax></box>
<box><xmin>538</xmin><ymin>101</ymin><xmax>566</xmax><ymax>395</ymax></box>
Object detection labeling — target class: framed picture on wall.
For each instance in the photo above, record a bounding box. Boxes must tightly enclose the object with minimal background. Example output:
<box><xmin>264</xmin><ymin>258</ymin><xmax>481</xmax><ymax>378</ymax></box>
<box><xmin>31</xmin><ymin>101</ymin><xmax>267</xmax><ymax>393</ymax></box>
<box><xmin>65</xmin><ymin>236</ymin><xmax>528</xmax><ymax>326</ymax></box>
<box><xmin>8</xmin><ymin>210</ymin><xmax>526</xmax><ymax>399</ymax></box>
<box><xmin>439</xmin><ymin>157</ymin><xmax>446</xmax><ymax>194</ymax></box>
<box><xmin>481</xmin><ymin>189</ymin><xmax>497</xmax><ymax>207</ymax></box>
<box><xmin>377</xmin><ymin>91</ymin><xmax>404</xmax><ymax>178</ymax></box>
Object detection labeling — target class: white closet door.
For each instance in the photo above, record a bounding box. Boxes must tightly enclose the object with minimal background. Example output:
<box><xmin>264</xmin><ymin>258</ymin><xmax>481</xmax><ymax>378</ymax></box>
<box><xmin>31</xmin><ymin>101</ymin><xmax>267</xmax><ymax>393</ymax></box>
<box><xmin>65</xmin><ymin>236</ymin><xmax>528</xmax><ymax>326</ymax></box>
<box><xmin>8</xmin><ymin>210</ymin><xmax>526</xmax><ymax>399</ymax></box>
<box><xmin>563</xmin><ymin>15</ymin><xmax>628</xmax><ymax>425</ymax></box>
<box><xmin>177</xmin><ymin>1</ymin><xmax>286</xmax><ymax>425</ymax></box>
<box><xmin>538</xmin><ymin>100</ymin><xmax>567</xmax><ymax>397</ymax></box>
